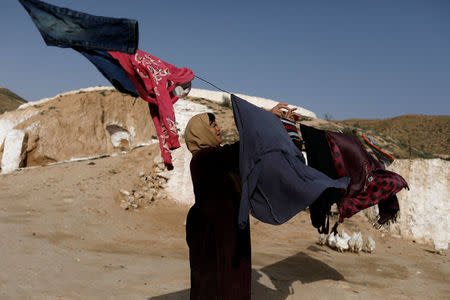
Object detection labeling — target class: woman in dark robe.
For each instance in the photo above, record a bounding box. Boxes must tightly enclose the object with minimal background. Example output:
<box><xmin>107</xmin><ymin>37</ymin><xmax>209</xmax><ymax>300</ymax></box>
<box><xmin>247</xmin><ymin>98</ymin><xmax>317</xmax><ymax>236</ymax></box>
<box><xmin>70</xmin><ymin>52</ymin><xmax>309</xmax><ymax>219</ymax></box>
<box><xmin>184</xmin><ymin>113</ymin><xmax>251</xmax><ymax>300</ymax></box>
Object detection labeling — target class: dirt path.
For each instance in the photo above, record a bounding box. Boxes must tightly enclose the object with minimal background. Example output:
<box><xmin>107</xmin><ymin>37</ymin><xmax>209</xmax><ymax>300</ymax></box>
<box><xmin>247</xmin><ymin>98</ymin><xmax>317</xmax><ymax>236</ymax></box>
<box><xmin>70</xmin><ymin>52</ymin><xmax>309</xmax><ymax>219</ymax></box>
<box><xmin>0</xmin><ymin>145</ymin><xmax>448</xmax><ymax>299</ymax></box>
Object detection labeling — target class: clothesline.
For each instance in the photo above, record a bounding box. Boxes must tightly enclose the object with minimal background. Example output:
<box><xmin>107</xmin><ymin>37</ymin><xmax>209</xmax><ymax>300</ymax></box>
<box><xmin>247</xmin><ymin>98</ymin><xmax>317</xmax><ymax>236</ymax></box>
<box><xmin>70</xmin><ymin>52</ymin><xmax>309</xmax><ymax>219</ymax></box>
<box><xmin>194</xmin><ymin>75</ymin><xmax>231</xmax><ymax>94</ymax></box>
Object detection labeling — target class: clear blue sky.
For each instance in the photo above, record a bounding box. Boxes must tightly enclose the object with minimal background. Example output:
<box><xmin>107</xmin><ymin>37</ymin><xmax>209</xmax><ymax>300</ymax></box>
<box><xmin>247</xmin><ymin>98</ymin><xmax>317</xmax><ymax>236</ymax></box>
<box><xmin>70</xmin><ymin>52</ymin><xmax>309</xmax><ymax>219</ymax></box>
<box><xmin>1</xmin><ymin>0</ymin><xmax>449</xmax><ymax>119</ymax></box>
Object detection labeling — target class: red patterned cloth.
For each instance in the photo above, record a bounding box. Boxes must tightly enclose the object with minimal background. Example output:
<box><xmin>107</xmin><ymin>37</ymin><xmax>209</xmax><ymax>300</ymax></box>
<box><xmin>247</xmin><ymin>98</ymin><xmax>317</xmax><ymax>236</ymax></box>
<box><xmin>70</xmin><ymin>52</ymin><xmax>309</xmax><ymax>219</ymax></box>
<box><xmin>326</xmin><ymin>133</ymin><xmax>408</xmax><ymax>222</ymax></box>
<box><xmin>110</xmin><ymin>50</ymin><xmax>194</xmax><ymax>169</ymax></box>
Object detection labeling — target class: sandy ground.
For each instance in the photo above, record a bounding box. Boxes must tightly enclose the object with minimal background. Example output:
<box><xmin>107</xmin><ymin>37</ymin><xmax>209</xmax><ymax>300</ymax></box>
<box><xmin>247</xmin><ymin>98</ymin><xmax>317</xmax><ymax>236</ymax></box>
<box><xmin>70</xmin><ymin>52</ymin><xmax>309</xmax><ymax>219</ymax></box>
<box><xmin>0</xmin><ymin>145</ymin><xmax>448</xmax><ymax>299</ymax></box>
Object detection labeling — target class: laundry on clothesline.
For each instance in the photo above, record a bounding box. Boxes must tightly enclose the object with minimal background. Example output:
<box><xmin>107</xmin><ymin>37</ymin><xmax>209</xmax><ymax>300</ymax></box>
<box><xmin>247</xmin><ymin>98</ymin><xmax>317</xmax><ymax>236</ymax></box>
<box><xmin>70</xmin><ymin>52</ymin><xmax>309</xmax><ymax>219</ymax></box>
<box><xmin>363</xmin><ymin>135</ymin><xmax>395</xmax><ymax>167</ymax></box>
<box><xmin>300</xmin><ymin>124</ymin><xmax>409</xmax><ymax>233</ymax></box>
<box><xmin>280</xmin><ymin>118</ymin><xmax>304</xmax><ymax>150</ymax></box>
<box><xmin>19</xmin><ymin>0</ymin><xmax>139</xmax><ymax>54</ymax></box>
<box><xmin>231</xmin><ymin>94</ymin><xmax>350</xmax><ymax>228</ymax></box>
<box><xmin>19</xmin><ymin>0</ymin><xmax>194</xmax><ymax>169</ymax></box>
<box><xmin>110</xmin><ymin>50</ymin><xmax>194</xmax><ymax>168</ymax></box>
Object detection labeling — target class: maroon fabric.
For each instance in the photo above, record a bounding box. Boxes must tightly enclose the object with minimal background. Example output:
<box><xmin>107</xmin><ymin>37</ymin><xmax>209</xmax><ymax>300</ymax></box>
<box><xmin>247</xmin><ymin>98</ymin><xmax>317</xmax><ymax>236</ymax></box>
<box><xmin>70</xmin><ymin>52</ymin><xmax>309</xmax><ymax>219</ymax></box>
<box><xmin>186</xmin><ymin>143</ymin><xmax>251</xmax><ymax>300</ymax></box>
<box><xmin>326</xmin><ymin>132</ymin><xmax>385</xmax><ymax>197</ymax></box>
<box><xmin>326</xmin><ymin>133</ymin><xmax>408</xmax><ymax>221</ymax></box>
<box><xmin>327</xmin><ymin>135</ymin><xmax>347</xmax><ymax>179</ymax></box>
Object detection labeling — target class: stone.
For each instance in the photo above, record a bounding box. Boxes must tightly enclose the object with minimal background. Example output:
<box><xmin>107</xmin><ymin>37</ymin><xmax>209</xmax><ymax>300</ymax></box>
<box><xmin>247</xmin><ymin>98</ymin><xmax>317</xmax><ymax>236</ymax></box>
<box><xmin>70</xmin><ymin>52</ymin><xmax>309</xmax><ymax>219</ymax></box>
<box><xmin>120</xmin><ymin>201</ymin><xmax>130</xmax><ymax>210</ymax></box>
<box><xmin>157</xmin><ymin>191</ymin><xmax>167</xmax><ymax>200</ymax></box>
<box><xmin>156</xmin><ymin>174</ymin><xmax>169</xmax><ymax>182</ymax></box>
<box><xmin>153</xmin><ymin>156</ymin><xmax>163</xmax><ymax>165</ymax></box>
<box><xmin>1</xmin><ymin>129</ymin><xmax>28</xmax><ymax>174</ymax></box>
<box><xmin>119</xmin><ymin>189</ymin><xmax>130</xmax><ymax>196</ymax></box>
<box><xmin>134</xmin><ymin>191</ymin><xmax>145</xmax><ymax>199</ymax></box>
<box><xmin>157</xmin><ymin>163</ymin><xmax>165</xmax><ymax>171</ymax></box>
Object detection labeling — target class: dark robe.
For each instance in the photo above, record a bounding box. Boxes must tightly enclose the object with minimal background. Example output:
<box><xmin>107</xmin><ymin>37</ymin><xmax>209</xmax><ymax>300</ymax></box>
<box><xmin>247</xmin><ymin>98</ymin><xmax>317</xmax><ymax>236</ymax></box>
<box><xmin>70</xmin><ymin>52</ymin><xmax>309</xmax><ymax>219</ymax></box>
<box><xmin>186</xmin><ymin>142</ymin><xmax>251</xmax><ymax>300</ymax></box>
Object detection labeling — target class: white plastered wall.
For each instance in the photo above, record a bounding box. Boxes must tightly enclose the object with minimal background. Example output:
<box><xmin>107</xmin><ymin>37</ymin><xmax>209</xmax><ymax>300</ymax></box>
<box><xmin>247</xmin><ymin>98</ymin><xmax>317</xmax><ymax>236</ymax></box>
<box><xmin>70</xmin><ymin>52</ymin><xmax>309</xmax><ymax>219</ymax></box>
<box><xmin>388</xmin><ymin>159</ymin><xmax>449</xmax><ymax>250</ymax></box>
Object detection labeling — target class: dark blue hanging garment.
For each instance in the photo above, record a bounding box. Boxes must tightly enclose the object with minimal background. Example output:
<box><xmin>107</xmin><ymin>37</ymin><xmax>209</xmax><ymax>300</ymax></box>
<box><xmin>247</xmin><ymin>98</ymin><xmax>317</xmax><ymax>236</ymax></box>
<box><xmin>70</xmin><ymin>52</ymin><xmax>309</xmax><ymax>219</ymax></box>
<box><xmin>19</xmin><ymin>0</ymin><xmax>139</xmax><ymax>97</ymax></box>
<box><xmin>18</xmin><ymin>0</ymin><xmax>138</xmax><ymax>54</ymax></box>
<box><xmin>77</xmin><ymin>49</ymin><xmax>138</xmax><ymax>97</ymax></box>
<box><xmin>231</xmin><ymin>94</ymin><xmax>350</xmax><ymax>228</ymax></box>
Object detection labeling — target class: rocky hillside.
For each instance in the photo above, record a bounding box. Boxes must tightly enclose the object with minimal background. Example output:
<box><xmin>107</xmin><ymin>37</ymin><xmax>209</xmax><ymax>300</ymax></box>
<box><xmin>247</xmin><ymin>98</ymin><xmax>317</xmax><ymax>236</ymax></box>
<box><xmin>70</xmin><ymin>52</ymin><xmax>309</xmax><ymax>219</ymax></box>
<box><xmin>335</xmin><ymin>115</ymin><xmax>450</xmax><ymax>159</ymax></box>
<box><xmin>0</xmin><ymin>88</ymin><xmax>157</xmax><ymax>172</ymax></box>
<box><xmin>0</xmin><ymin>87</ymin><xmax>27</xmax><ymax>114</ymax></box>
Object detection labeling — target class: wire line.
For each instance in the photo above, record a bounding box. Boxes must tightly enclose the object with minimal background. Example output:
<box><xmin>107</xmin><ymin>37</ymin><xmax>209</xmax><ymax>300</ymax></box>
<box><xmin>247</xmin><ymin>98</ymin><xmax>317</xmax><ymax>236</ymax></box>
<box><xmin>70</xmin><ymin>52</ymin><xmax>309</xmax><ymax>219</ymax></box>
<box><xmin>194</xmin><ymin>75</ymin><xmax>231</xmax><ymax>94</ymax></box>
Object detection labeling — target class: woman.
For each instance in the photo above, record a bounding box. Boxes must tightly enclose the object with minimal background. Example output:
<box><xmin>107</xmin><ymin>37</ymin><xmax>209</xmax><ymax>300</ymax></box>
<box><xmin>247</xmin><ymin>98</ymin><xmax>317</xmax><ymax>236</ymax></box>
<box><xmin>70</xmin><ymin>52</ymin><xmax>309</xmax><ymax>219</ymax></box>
<box><xmin>185</xmin><ymin>113</ymin><xmax>251</xmax><ymax>300</ymax></box>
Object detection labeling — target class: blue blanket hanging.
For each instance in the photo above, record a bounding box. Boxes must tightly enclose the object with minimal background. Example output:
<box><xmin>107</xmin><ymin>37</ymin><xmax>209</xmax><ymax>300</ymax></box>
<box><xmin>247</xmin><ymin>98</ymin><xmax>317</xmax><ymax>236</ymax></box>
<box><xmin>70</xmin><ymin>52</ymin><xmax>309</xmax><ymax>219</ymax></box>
<box><xmin>231</xmin><ymin>94</ymin><xmax>350</xmax><ymax>228</ymax></box>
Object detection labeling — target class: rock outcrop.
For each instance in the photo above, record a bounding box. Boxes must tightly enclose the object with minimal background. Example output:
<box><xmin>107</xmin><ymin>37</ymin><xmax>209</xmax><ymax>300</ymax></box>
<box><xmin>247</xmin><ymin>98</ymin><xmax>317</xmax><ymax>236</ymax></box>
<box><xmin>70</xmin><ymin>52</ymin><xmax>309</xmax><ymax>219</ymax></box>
<box><xmin>0</xmin><ymin>88</ymin><xmax>158</xmax><ymax>170</ymax></box>
<box><xmin>1</xmin><ymin>129</ymin><xmax>28</xmax><ymax>174</ymax></box>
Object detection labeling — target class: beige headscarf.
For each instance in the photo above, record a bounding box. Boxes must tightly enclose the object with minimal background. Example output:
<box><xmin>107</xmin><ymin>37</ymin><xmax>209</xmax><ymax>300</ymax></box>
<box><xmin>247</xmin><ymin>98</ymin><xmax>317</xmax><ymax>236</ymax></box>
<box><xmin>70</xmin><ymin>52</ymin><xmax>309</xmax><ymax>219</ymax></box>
<box><xmin>185</xmin><ymin>113</ymin><xmax>221</xmax><ymax>153</ymax></box>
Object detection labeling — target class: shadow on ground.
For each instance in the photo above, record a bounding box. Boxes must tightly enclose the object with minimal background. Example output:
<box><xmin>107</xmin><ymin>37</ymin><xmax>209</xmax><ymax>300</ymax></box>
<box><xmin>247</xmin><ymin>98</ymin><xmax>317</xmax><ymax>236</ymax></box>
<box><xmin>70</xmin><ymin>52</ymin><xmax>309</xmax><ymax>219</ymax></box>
<box><xmin>148</xmin><ymin>251</ymin><xmax>344</xmax><ymax>300</ymax></box>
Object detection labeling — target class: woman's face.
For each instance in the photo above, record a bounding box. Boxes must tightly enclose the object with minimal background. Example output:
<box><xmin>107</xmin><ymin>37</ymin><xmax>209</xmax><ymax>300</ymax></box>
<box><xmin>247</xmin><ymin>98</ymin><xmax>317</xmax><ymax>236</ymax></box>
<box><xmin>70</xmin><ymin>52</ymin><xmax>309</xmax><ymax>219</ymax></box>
<box><xmin>209</xmin><ymin>121</ymin><xmax>223</xmax><ymax>144</ymax></box>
